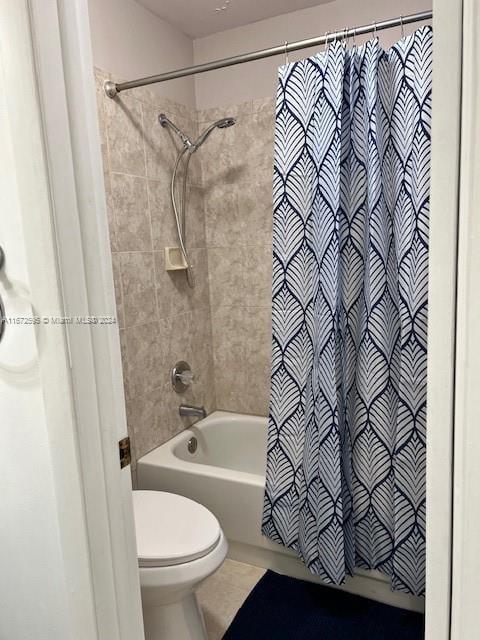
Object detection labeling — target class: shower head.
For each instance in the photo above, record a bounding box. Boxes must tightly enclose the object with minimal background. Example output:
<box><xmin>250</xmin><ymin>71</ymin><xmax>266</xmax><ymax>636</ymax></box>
<box><xmin>192</xmin><ymin>117</ymin><xmax>236</xmax><ymax>150</ymax></box>
<box><xmin>216</xmin><ymin>117</ymin><xmax>236</xmax><ymax>129</ymax></box>
<box><xmin>159</xmin><ymin>113</ymin><xmax>235</xmax><ymax>153</ymax></box>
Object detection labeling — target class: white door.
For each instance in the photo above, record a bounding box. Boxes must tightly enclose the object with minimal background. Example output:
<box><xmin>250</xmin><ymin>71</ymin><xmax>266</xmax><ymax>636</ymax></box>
<box><xmin>0</xmin><ymin>1</ymin><xmax>144</xmax><ymax>639</ymax></box>
<box><xmin>0</xmin><ymin>2</ymin><xmax>97</xmax><ymax>639</ymax></box>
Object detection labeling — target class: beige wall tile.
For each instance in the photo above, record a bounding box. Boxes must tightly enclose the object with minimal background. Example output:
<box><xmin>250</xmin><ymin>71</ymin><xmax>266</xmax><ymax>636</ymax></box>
<box><xmin>201</xmin><ymin>103</ymin><xmax>275</xmax><ymax>417</ymax></box>
<box><xmin>125</xmin><ymin>321</ymin><xmax>164</xmax><ymax>399</ymax></box>
<box><xmin>204</xmin><ymin>185</ymin><xmax>242</xmax><ymax>247</ymax></box>
<box><xmin>148</xmin><ymin>177</ymin><xmax>178</xmax><ymax>250</ymax></box>
<box><xmin>251</xmin><ymin>97</ymin><xmax>276</xmax><ymax>115</ymax></box>
<box><xmin>163</xmin><ymin>98</ymin><xmax>193</xmax><ymax>121</ymax></box>
<box><xmin>164</xmin><ymin>312</ymin><xmax>194</xmax><ymax>369</ymax></box>
<box><xmin>127</xmin><ymin>388</ymin><xmax>165</xmax><ymax>460</ymax></box>
<box><xmin>214</xmin><ymin>391</ymin><xmax>246</xmax><ymax>414</ymax></box>
<box><xmin>244</xmin><ymin>246</ymin><xmax>273</xmax><ymax>307</ymax></box>
<box><xmin>200</xmin><ymin>110</ymin><xmax>274</xmax><ymax>190</ymax></box>
<box><xmin>185</xmin><ymin>186</ymin><xmax>206</xmax><ymax>248</ymax></box>
<box><xmin>110</xmin><ymin>173</ymin><xmax>152</xmax><ymax>251</ymax></box>
<box><xmin>235</xmin><ymin>110</ymin><xmax>275</xmax><ymax>186</ymax></box>
<box><xmin>96</xmin><ymin>67</ymin><xmax>222</xmax><ymax>464</ymax></box>
<box><xmin>211</xmin><ymin>305</ymin><xmax>246</xmax><ymax>409</ymax></box>
<box><xmin>130</xmin><ymin>84</ymin><xmax>158</xmax><ymax>109</ymax></box>
<box><xmin>190</xmin><ymin>306</ymin><xmax>216</xmax><ymax>410</ymax></box>
<box><xmin>120</xmin><ymin>252</ymin><xmax>156</xmax><ymax>327</ymax></box>
<box><xmin>96</xmin><ymin>69</ymin><xmax>279</xmax><ymax>464</ymax></box>
<box><xmin>154</xmin><ymin>250</ymin><xmax>208</xmax><ymax>320</ymax></box>
<box><xmin>161</xmin><ymin>312</ymin><xmax>215</xmax><ymax>424</ymax></box>
<box><xmin>210</xmin><ymin>305</ymin><xmax>246</xmax><ymax>362</ymax></box>
<box><xmin>119</xmin><ymin>328</ymin><xmax>130</xmax><ymax>406</ymax></box>
<box><xmin>208</xmin><ymin>247</ymin><xmax>245</xmax><ymax>309</ymax></box>
<box><xmin>197</xmin><ymin>100</ymin><xmax>253</xmax><ymax>124</ymax></box>
<box><xmin>106</xmin><ymin>93</ymin><xmax>146</xmax><ymax>176</ymax></box>
<box><xmin>103</xmin><ymin>171</ymin><xmax>119</xmax><ymax>252</ymax></box>
<box><xmin>242</xmin><ymin>391</ymin><xmax>270</xmax><ymax>417</ymax></box>
<box><xmin>163</xmin><ymin>387</ymin><xmax>188</xmax><ymax>439</ymax></box>
<box><xmin>198</xmin><ymin>121</ymin><xmax>238</xmax><ymax>189</ymax></box>
<box><xmin>191</xmin><ymin>248</ymin><xmax>210</xmax><ymax>309</ymax></box>
<box><xmin>238</xmin><ymin>180</ymin><xmax>273</xmax><ymax>246</ymax></box>
<box><xmin>149</xmin><ymin>181</ymin><xmax>205</xmax><ymax>252</ymax></box>
<box><xmin>188</xmin><ymin>150</ymin><xmax>203</xmax><ymax>188</ymax></box>
<box><xmin>243</xmin><ymin>306</ymin><xmax>272</xmax><ymax>415</ymax></box>
<box><xmin>111</xmin><ymin>253</ymin><xmax>125</xmax><ymax>329</ymax></box>
<box><xmin>154</xmin><ymin>251</ymin><xmax>192</xmax><ymax>318</ymax></box>
<box><xmin>244</xmin><ymin>307</ymin><xmax>272</xmax><ymax>363</ymax></box>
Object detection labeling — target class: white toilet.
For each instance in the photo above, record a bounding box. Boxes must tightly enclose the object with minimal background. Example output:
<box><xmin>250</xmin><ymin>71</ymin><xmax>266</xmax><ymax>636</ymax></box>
<box><xmin>133</xmin><ymin>490</ymin><xmax>227</xmax><ymax>640</ymax></box>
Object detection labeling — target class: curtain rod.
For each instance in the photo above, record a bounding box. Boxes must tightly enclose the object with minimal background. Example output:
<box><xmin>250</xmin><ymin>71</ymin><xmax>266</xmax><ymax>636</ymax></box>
<box><xmin>104</xmin><ymin>10</ymin><xmax>432</xmax><ymax>98</ymax></box>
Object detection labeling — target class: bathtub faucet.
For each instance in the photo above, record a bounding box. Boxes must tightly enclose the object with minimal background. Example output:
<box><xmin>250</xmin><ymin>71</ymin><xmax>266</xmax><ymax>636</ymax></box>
<box><xmin>179</xmin><ymin>404</ymin><xmax>206</xmax><ymax>419</ymax></box>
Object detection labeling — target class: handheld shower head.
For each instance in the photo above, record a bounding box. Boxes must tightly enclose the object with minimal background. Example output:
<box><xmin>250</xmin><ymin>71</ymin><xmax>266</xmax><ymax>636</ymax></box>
<box><xmin>158</xmin><ymin>113</ymin><xmax>236</xmax><ymax>290</ymax></box>
<box><xmin>193</xmin><ymin>117</ymin><xmax>236</xmax><ymax>150</ymax></box>
<box><xmin>217</xmin><ymin>117</ymin><xmax>236</xmax><ymax>129</ymax></box>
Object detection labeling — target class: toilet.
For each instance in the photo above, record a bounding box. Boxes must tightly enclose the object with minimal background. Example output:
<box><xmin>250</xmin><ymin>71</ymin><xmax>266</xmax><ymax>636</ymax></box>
<box><xmin>133</xmin><ymin>490</ymin><xmax>227</xmax><ymax>640</ymax></box>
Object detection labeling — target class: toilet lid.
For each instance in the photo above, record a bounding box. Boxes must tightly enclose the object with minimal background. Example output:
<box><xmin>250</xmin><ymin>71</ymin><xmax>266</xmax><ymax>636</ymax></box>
<box><xmin>133</xmin><ymin>491</ymin><xmax>221</xmax><ymax>568</ymax></box>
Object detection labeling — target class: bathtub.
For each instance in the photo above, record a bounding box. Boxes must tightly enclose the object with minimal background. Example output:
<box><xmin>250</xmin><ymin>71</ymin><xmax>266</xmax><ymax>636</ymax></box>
<box><xmin>137</xmin><ymin>411</ymin><xmax>423</xmax><ymax>612</ymax></box>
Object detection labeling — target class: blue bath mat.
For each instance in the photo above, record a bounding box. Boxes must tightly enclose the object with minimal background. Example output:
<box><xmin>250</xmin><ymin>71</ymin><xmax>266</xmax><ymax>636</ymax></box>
<box><xmin>223</xmin><ymin>570</ymin><xmax>424</xmax><ymax>640</ymax></box>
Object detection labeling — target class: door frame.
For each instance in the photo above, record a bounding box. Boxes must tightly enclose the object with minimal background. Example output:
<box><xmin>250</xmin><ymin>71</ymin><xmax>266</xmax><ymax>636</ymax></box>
<box><xmin>28</xmin><ymin>0</ymin><xmax>466</xmax><ymax>639</ymax></box>
<box><xmin>449</xmin><ymin>1</ymin><xmax>480</xmax><ymax>638</ymax></box>
<box><xmin>425</xmin><ymin>0</ymin><xmax>463</xmax><ymax>638</ymax></box>
<box><xmin>27</xmin><ymin>1</ymin><xmax>144</xmax><ymax>639</ymax></box>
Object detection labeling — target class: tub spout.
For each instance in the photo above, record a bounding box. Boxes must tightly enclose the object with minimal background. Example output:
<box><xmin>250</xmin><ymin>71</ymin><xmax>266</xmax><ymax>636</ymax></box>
<box><xmin>179</xmin><ymin>404</ymin><xmax>206</xmax><ymax>419</ymax></box>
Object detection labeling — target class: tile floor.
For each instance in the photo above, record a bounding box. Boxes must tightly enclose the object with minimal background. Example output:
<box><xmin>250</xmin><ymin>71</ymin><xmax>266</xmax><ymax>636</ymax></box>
<box><xmin>197</xmin><ymin>559</ymin><xmax>266</xmax><ymax>640</ymax></box>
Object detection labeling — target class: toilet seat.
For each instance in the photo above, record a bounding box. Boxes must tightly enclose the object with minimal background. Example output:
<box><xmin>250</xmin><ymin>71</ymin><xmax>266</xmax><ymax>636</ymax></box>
<box><xmin>133</xmin><ymin>490</ymin><xmax>221</xmax><ymax>568</ymax></box>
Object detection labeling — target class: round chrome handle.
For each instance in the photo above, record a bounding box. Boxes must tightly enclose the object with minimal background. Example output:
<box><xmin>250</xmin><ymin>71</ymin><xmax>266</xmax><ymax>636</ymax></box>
<box><xmin>171</xmin><ymin>360</ymin><xmax>194</xmax><ymax>393</ymax></box>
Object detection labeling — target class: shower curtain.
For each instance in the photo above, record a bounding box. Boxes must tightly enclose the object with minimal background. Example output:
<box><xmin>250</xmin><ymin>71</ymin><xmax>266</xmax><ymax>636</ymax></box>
<box><xmin>262</xmin><ymin>26</ymin><xmax>432</xmax><ymax>597</ymax></box>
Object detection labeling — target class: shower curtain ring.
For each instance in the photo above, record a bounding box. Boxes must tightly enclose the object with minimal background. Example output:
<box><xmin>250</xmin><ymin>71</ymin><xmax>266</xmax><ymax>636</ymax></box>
<box><xmin>400</xmin><ymin>15</ymin><xmax>405</xmax><ymax>39</ymax></box>
<box><xmin>284</xmin><ymin>41</ymin><xmax>289</xmax><ymax>65</ymax></box>
<box><xmin>324</xmin><ymin>31</ymin><xmax>329</xmax><ymax>52</ymax></box>
<box><xmin>372</xmin><ymin>20</ymin><xmax>377</xmax><ymax>40</ymax></box>
<box><xmin>352</xmin><ymin>27</ymin><xmax>356</xmax><ymax>48</ymax></box>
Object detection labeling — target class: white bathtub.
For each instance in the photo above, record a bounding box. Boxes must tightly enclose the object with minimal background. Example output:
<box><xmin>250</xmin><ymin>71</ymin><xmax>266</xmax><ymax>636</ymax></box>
<box><xmin>137</xmin><ymin>411</ymin><xmax>423</xmax><ymax>612</ymax></box>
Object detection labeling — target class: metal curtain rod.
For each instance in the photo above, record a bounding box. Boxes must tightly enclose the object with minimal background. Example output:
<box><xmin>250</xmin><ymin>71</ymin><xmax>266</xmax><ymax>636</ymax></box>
<box><xmin>104</xmin><ymin>10</ymin><xmax>432</xmax><ymax>98</ymax></box>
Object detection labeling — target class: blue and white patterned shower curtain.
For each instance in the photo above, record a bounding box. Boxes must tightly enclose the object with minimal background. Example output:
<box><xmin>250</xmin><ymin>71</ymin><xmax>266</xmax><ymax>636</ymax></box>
<box><xmin>262</xmin><ymin>27</ymin><xmax>432</xmax><ymax>597</ymax></box>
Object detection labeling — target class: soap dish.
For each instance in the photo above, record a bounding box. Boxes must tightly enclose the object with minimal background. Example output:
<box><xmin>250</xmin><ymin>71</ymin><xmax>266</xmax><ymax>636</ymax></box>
<box><xmin>165</xmin><ymin>247</ymin><xmax>188</xmax><ymax>271</ymax></box>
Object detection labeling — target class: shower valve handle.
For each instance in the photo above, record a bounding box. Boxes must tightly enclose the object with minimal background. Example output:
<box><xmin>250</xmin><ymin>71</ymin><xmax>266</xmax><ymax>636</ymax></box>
<box><xmin>171</xmin><ymin>360</ymin><xmax>195</xmax><ymax>393</ymax></box>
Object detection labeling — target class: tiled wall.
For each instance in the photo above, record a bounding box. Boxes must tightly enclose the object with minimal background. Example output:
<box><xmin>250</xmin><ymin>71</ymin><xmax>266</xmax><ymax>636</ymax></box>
<box><xmin>199</xmin><ymin>98</ymin><xmax>275</xmax><ymax>415</ymax></box>
<box><xmin>95</xmin><ymin>68</ymin><xmax>276</xmax><ymax>466</ymax></box>
<box><xmin>94</xmin><ymin>68</ymin><xmax>215</xmax><ymax>471</ymax></box>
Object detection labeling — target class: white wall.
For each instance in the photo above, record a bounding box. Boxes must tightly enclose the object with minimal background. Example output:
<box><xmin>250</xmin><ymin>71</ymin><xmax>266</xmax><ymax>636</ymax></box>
<box><xmin>87</xmin><ymin>0</ymin><xmax>195</xmax><ymax>106</ymax></box>
<box><xmin>194</xmin><ymin>0</ymin><xmax>432</xmax><ymax>108</ymax></box>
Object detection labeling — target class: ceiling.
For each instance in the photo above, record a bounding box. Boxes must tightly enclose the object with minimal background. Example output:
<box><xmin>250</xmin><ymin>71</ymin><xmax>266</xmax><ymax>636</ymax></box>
<box><xmin>135</xmin><ymin>0</ymin><xmax>335</xmax><ymax>38</ymax></box>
